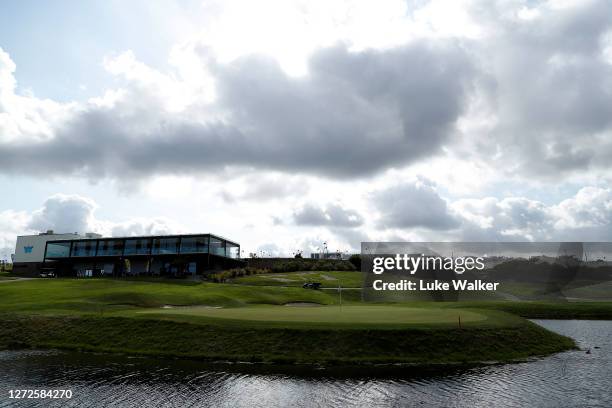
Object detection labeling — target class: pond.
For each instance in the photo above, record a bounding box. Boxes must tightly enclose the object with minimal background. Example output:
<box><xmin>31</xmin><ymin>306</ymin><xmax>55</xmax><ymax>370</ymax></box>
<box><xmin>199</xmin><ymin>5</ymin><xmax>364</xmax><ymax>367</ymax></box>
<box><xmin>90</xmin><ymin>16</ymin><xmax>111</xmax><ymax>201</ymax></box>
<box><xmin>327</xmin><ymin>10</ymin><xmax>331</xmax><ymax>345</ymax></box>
<box><xmin>0</xmin><ymin>320</ymin><xmax>610</xmax><ymax>407</ymax></box>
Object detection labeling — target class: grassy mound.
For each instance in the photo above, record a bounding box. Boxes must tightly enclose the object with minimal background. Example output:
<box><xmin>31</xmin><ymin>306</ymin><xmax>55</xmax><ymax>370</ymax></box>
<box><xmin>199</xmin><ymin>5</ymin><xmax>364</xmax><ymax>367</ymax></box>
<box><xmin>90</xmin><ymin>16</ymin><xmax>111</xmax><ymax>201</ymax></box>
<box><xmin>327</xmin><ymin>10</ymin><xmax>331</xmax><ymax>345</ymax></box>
<box><xmin>0</xmin><ymin>278</ymin><xmax>342</xmax><ymax>313</ymax></box>
<box><xmin>232</xmin><ymin>271</ymin><xmax>363</xmax><ymax>287</ymax></box>
<box><xmin>0</xmin><ymin>278</ymin><xmax>583</xmax><ymax>364</ymax></box>
<box><xmin>0</xmin><ymin>313</ymin><xmax>574</xmax><ymax>365</ymax></box>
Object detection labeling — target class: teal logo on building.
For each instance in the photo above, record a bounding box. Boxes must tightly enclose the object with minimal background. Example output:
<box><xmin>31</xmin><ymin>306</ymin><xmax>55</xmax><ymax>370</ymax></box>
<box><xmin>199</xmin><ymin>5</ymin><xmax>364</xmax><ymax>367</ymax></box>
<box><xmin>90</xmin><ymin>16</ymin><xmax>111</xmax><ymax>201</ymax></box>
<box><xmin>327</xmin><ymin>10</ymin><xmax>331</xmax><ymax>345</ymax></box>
<box><xmin>24</xmin><ymin>246</ymin><xmax>33</xmax><ymax>254</ymax></box>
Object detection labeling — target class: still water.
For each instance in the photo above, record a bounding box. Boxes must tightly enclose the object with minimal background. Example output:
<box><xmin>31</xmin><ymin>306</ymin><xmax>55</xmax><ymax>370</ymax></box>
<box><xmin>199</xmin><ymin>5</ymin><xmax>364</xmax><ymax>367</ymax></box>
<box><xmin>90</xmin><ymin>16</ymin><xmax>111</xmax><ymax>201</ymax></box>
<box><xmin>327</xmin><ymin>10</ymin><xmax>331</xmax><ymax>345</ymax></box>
<box><xmin>0</xmin><ymin>320</ymin><xmax>611</xmax><ymax>407</ymax></box>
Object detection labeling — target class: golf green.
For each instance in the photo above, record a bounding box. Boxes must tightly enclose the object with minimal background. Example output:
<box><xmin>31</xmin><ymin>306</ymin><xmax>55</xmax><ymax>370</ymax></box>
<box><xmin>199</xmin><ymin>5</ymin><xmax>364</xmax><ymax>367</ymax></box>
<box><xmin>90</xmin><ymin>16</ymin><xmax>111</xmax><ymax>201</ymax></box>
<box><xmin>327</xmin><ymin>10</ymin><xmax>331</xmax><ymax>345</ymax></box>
<box><xmin>139</xmin><ymin>305</ymin><xmax>487</xmax><ymax>325</ymax></box>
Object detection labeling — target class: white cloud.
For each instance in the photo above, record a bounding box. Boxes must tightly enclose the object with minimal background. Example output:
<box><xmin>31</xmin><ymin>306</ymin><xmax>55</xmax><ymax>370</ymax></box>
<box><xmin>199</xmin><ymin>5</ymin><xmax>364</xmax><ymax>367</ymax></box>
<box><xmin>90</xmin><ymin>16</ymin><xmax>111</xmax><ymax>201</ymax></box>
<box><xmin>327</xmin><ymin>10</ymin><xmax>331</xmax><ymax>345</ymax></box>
<box><xmin>2</xmin><ymin>1</ymin><xmax>612</xmax><ymax>188</ymax></box>
<box><xmin>0</xmin><ymin>48</ymin><xmax>75</xmax><ymax>144</ymax></box>
<box><xmin>110</xmin><ymin>217</ymin><xmax>184</xmax><ymax>237</ymax></box>
<box><xmin>28</xmin><ymin>194</ymin><xmax>97</xmax><ymax>235</ymax></box>
<box><xmin>0</xmin><ymin>210</ymin><xmax>30</xmax><ymax>261</ymax></box>
<box><xmin>0</xmin><ymin>193</ymin><xmax>185</xmax><ymax>260</ymax></box>
<box><xmin>0</xmin><ymin>40</ymin><xmax>477</xmax><ymax>181</ymax></box>
<box><xmin>195</xmin><ymin>0</ymin><xmax>420</xmax><ymax>76</ymax></box>
<box><xmin>2</xmin><ymin>185</ymin><xmax>612</xmax><ymax>261</ymax></box>
<box><xmin>293</xmin><ymin>203</ymin><xmax>363</xmax><ymax>227</ymax></box>
<box><xmin>553</xmin><ymin>186</ymin><xmax>612</xmax><ymax>229</ymax></box>
<box><xmin>451</xmin><ymin>187</ymin><xmax>612</xmax><ymax>241</ymax></box>
<box><xmin>452</xmin><ymin>196</ymin><xmax>554</xmax><ymax>240</ymax></box>
<box><xmin>103</xmin><ymin>50</ymin><xmax>207</xmax><ymax>112</ymax></box>
<box><xmin>2</xmin><ymin>0</ymin><xmax>612</xmax><ymax>254</ymax></box>
<box><xmin>25</xmin><ymin>193</ymin><xmax>186</xmax><ymax>239</ymax></box>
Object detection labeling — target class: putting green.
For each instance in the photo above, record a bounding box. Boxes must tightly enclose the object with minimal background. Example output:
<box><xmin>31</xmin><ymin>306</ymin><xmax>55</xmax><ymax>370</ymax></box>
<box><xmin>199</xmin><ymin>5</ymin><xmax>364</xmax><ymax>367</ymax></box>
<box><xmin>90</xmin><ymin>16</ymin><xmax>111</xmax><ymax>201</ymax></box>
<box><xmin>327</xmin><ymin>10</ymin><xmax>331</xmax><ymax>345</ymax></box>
<box><xmin>138</xmin><ymin>305</ymin><xmax>488</xmax><ymax>325</ymax></box>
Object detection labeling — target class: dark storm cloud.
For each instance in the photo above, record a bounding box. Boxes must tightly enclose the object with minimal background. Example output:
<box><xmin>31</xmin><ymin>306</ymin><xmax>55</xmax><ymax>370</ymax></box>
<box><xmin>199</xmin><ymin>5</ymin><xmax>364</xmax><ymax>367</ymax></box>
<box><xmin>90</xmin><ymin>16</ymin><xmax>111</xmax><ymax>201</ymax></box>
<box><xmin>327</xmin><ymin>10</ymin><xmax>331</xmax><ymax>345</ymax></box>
<box><xmin>2</xmin><ymin>1</ymin><xmax>610</xmax><ymax>183</ymax></box>
<box><xmin>293</xmin><ymin>203</ymin><xmax>364</xmax><ymax>228</ymax></box>
<box><xmin>210</xmin><ymin>43</ymin><xmax>475</xmax><ymax>177</ymax></box>
<box><xmin>372</xmin><ymin>181</ymin><xmax>460</xmax><ymax>230</ymax></box>
<box><xmin>0</xmin><ymin>40</ymin><xmax>476</xmax><ymax>180</ymax></box>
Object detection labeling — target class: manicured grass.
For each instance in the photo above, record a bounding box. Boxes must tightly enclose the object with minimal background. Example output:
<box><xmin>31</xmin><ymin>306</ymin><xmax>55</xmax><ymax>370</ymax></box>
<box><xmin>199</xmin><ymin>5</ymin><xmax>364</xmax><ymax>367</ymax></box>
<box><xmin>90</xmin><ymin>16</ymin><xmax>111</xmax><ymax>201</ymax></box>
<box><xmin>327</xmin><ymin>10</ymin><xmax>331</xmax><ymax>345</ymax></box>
<box><xmin>135</xmin><ymin>305</ymin><xmax>492</xmax><ymax>328</ymax></box>
<box><xmin>0</xmin><ymin>277</ymin><xmax>585</xmax><ymax>364</ymax></box>
<box><xmin>2</xmin><ymin>278</ymin><xmax>611</xmax><ymax>320</ymax></box>
<box><xmin>0</xmin><ymin>278</ymin><xmax>339</xmax><ymax>314</ymax></box>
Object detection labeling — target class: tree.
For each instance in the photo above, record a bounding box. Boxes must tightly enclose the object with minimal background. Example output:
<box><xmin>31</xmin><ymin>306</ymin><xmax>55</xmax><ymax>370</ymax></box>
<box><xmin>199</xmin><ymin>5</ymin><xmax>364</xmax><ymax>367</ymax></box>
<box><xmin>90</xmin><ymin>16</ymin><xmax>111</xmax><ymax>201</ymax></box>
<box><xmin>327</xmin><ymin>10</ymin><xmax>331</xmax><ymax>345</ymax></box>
<box><xmin>348</xmin><ymin>254</ymin><xmax>361</xmax><ymax>270</ymax></box>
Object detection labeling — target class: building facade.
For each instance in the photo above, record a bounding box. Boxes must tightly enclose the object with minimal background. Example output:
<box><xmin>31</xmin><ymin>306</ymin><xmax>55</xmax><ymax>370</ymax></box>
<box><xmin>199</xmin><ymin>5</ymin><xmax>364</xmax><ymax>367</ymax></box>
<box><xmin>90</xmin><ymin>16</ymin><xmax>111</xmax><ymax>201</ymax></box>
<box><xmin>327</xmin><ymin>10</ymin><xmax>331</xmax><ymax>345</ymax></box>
<box><xmin>14</xmin><ymin>233</ymin><xmax>243</xmax><ymax>277</ymax></box>
<box><xmin>310</xmin><ymin>252</ymin><xmax>349</xmax><ymax>260</ymax></box>
<box><xmin>12</xmin><ymin>231</ymin><xmax>101</xmax><ymax>276</ymax></box>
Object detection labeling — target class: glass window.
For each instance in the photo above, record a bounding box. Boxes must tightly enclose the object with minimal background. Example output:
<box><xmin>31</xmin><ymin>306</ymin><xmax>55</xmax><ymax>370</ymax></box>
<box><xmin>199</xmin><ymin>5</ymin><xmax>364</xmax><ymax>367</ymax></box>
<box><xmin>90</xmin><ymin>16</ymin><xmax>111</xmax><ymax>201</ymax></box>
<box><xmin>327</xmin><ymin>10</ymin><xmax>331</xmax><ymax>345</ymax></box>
<box><xmin>124</xmin><ymin>238</ymin><xmax>152</xmax><ymax>255</ymax></box>
<box><xmin>227</xmin><ymin>243</ymin><xmax>240</xmax><ymax>259</ymax></box>
<box><xmin>180</xmin><ymin>236</ymin><xmax>208</xmax><ymax>253</ymax></box>
<box><xmin>46</xmin><ymin>242</ymin><xmax>72</xmax><ymax>258</ymax></box>
<box><xmin>71</xmin><ymin>240</ymin><xmax>97</xmax><ymax>257</ymax></box>
<box><xmin>97</xmin><ymin>239</ymin><xmax>124</xmax><ymax>256</ymax></box>
<box><xmin>209</xmin><ymin>237</ymin><xmax>225</xmax><ymax>256</ymax></box>
<box><xmin>152</xmin><ymin>238</ymin><xmax>179</xmax><ymax>255</ymax></box>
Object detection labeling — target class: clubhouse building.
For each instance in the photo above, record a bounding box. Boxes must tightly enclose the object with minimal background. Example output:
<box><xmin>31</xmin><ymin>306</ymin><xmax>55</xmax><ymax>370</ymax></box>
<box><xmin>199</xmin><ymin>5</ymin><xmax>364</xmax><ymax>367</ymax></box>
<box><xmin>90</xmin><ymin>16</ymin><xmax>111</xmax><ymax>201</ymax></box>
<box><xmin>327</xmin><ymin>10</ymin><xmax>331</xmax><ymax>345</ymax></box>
<box><xmin>12</xmin><ymin>231</ymin><xmax>244</xmax><ymax>277</ymax></box>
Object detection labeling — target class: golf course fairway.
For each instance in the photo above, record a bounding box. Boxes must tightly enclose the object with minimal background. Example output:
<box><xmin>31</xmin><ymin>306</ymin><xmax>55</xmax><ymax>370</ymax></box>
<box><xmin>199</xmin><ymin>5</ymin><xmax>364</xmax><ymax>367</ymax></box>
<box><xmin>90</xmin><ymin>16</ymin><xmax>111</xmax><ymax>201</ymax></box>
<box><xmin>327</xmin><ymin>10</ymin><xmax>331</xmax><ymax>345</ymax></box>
<box><xmin>0</xmin><ymin>278</ymin><xmax>579</xmax><ymax>365</ymax></box>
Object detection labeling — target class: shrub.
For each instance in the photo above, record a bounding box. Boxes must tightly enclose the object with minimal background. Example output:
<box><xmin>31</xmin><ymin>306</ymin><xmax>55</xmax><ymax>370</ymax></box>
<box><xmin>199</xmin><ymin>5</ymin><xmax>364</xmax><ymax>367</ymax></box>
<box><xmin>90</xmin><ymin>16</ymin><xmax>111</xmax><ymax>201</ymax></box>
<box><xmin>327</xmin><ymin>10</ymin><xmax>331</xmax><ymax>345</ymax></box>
<box><xmin>268</xmin><ymin>259</ymin><xmax>355</xmax><ymax>273</ymax></box>
<box><xmin>348</xmin><ymin>254</ymin><xmax>361</xmax><ymax>270</ymax></box>
<box><xmin>207</xmin><ymin>267</ymin><xmax>269</xmax><ymax>283</ymax></box>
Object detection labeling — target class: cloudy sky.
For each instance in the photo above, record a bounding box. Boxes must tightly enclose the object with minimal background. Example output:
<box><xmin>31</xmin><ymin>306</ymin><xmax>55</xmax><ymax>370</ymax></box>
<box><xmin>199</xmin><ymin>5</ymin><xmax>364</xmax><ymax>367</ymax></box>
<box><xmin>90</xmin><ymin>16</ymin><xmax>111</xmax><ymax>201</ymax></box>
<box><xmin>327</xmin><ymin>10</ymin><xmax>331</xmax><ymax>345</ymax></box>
<box><xmin>1</xmin><ymin>0</ymin><xmax>612</xmax><ymax>259</ymax></box>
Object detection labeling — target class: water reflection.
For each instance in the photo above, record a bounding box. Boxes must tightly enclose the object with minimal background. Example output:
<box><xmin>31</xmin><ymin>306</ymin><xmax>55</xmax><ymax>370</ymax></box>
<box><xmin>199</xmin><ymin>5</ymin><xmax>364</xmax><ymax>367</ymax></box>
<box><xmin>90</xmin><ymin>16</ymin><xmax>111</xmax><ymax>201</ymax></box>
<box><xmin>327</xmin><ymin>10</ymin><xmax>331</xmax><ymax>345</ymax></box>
<box><xmin>0</xmin><ymin>320</ymin><xmax>611</xmax><ymax>407</ymax></box>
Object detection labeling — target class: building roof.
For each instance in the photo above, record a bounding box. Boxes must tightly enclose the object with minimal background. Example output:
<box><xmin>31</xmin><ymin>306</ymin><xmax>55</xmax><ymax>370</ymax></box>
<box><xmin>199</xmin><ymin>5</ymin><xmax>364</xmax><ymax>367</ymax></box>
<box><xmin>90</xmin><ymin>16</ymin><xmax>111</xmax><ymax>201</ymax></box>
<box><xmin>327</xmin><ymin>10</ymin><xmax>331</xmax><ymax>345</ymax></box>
<box><xmin>46</xmin><ymin>233</ymin><xmax>240</xmax><ymax>247</ymax></box>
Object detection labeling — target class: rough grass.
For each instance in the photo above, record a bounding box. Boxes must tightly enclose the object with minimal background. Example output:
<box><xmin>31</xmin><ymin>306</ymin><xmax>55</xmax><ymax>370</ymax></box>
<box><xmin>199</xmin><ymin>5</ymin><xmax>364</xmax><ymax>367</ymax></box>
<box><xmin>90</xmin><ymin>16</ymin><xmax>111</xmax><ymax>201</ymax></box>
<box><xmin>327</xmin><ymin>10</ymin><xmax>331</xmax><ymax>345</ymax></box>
<box><xmin>563</xmin><ymin>281</ymin><xmax>612</xmax><ymax>300</ymax></box>
<box><xmin>232</xmin><ymin>271</ymin><xmax>364</xmax><ymax>288</ymax></box>
<box><xmin>0</xmin><ymin>314</ymin><xmax>575</xmax><ymax>364</ymax></box>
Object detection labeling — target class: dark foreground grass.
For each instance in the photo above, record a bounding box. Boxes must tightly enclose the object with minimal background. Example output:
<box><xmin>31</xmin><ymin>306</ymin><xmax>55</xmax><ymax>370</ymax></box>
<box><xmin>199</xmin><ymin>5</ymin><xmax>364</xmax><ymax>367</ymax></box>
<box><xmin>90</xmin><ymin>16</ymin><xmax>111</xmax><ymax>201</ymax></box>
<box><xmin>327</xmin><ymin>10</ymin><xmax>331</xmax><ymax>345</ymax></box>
<box><xmin>0</xmin><ymin>314</ymin><xmax>575</xmax><ymax>365</ymax></box>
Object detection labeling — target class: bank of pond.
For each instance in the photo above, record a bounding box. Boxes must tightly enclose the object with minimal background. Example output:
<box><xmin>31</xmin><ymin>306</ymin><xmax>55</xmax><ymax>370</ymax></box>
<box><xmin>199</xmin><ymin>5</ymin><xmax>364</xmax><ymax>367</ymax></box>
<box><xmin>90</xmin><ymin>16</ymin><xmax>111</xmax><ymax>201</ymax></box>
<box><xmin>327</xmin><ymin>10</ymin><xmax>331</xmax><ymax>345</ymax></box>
<box><xmin>0</xmin><ymin>278</ymin><xmax>608</xmax><ymax>365</ymax></box>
